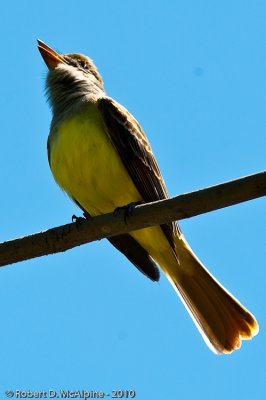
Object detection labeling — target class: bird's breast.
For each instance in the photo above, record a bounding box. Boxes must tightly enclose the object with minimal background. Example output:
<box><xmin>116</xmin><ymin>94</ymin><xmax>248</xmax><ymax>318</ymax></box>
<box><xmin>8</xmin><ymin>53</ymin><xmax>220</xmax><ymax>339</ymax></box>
<box><xmin>48</xmin><ymin>105</ymin><xmax>142</xmax><ymax>216</ymax></box>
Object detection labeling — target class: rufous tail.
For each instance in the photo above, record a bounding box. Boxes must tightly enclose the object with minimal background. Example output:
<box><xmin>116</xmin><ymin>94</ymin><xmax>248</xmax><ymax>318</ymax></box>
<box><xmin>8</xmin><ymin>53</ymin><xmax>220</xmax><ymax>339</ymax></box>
<box><xmin>165</xmin><ymin>236</ymin><xmax>259</xmax><ymax>354</ymax></box>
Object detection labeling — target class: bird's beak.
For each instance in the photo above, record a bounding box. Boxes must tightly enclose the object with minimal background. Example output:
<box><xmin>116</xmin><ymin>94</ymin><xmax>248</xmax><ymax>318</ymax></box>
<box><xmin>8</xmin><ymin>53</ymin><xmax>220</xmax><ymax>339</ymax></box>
<box><xmin>37</xmin><ymin>39</ymin><xmax>67</xmax><ymax>70</ymax></box>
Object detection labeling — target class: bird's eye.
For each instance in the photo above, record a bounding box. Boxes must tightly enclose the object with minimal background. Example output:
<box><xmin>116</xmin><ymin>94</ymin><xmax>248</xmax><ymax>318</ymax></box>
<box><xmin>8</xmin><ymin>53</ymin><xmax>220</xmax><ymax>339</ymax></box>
<box><xmin>80</xmin><ymin>61</ymin><xmax>88</xmax><ymax>70</ymax></box>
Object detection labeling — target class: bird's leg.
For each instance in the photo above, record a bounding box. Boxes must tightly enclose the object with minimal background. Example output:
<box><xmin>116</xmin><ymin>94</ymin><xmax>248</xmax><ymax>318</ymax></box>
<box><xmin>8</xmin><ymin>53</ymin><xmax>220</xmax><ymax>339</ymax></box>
<box><xmin>72</xmin><ymin>211</ymin><xmax>91</xmax><ymax>224</ymax></box>
<box><xmin>72</xmin><ymin>214</ymin><xmax>85</xmax><ymax>223</ymax></box>
<box><xmin>83</xmin><ymin>211</ymin><xmax>91</xmax><ymax>220</ymax></box>
<box><xmin>113</xmin><ymin>202</ymin><xmax>142</xmax><ymax>223</ymax></box>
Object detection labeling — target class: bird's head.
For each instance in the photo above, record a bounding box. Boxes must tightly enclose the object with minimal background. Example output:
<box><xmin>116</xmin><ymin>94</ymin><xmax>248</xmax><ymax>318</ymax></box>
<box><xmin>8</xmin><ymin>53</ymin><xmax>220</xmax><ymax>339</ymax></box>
<box><xmin>37</xmin><ymin>40</ymin><xmax>104</xmax><ymax>116</ymax></box>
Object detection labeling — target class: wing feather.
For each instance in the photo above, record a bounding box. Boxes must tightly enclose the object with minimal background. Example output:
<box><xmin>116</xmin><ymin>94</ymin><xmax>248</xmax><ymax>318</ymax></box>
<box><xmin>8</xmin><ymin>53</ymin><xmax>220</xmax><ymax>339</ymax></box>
<box><xmin>98</xmin><ymin>97</ymin><xmax>180</xmax><ymax>251</ymax></box>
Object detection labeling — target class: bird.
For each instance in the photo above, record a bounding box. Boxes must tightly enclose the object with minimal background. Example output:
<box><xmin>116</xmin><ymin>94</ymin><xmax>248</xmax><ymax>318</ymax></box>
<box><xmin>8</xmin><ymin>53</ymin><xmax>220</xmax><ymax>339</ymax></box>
<box><xmin>38</xmin><ymin>39</ymin><xmax>259</xmax><ymax>354</ymax></box>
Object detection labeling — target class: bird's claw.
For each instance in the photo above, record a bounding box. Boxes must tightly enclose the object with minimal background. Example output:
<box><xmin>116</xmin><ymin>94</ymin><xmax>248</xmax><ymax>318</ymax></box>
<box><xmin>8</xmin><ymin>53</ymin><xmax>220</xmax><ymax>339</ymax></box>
<box><xmin>113</xmin><ymin>202</ymin><xmax>141</xmax><ymax>223</ymax></box>
<box><xmin>72</xmin><ymin>214</ymin><xmax>86</xmax><ymax>224</ymax></box>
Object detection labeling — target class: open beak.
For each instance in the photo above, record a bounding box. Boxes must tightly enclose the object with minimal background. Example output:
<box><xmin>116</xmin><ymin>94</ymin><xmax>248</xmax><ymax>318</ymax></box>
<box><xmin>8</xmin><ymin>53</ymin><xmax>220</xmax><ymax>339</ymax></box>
<box><xmin>37</xmin><ymin>39</ymin><xmax>67</xmax><ymax>70</ymax></box>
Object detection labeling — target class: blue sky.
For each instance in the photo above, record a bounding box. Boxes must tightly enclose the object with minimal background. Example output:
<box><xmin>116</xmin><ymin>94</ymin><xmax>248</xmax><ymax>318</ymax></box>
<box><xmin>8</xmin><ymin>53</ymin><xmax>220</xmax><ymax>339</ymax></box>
<box><xmin>0</xmin><ymin>1</ymin><xmax>265</xmax><ymax>398</ymax></box>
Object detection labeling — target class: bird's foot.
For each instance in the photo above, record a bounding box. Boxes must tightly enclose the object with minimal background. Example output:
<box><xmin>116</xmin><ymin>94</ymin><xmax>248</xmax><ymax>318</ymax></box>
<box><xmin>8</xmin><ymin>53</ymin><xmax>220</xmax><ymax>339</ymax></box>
<box><xmin>72</xmin><ymin>212</ymin><xmax>91</xmax><ymax>223</ymax></box>
<box><xmin>72</xmin><ymin>214</ymin><xmax>86</xmax><ymax>226</ymax></box>
<box><xmin>113</xmin><ymin>202</ymin><xmax>141</xmax><ymax>223</ymax></box>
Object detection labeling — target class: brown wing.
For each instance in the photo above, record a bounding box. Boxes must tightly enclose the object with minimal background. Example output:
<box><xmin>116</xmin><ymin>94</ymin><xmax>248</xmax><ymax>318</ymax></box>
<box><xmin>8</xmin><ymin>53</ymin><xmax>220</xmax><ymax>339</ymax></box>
<box><xmin>108</xmin><ymin>234</ymin><xmax>160</xmax><ymax>281</ymax></box>
<box><xmin>73</xmin><ymin>199</ymin><xmax>160</xmax><ymax>281</ymax></box>
<box><xmin>98</xmin><ymin>97</ymin><xmax>180</xmax><ymax>252</ymax></box>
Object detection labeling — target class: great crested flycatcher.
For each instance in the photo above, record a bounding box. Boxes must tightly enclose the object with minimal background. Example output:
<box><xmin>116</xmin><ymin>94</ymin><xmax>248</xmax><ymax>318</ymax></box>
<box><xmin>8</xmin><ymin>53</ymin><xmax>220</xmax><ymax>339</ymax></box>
<box><xmin>38</xmin><ymin>40</ymin><xmax>258</xmax><ymax>354</ymax></box>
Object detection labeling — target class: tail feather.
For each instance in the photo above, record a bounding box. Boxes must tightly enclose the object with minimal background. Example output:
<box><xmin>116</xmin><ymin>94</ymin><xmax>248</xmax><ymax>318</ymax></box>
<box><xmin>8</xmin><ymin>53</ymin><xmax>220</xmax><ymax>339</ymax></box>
<box><xmin>166</xmin><ymin>237</ymin><xmax>259</xmax><ymax>354</ymax></box>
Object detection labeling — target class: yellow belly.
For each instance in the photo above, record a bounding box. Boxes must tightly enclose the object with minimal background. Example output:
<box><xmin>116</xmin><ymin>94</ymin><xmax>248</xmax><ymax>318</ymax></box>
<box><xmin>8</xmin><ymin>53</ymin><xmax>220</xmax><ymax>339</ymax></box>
<box><xmin>49</xmin><ymin>106</ymin><xmax>142</xmax><ymax>215</ymax></box>
<box><xmin>48</xmin><ymin>104</ymin><xmax>174</xmax><ymax>268</ymax></box>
